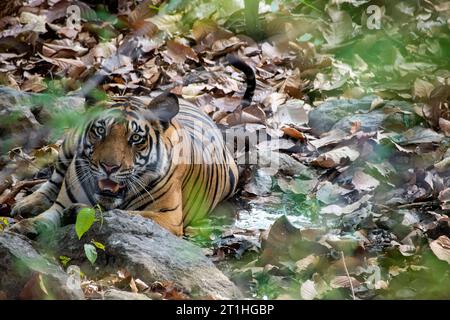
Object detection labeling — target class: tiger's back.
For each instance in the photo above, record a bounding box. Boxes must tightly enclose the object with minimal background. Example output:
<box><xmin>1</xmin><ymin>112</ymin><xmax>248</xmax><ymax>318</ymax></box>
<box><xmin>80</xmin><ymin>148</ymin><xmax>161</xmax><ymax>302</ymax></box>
<box><xmin>118</xmin><ymin>96</ymin><xmax>238</xmax><ymax>226</ymax></box>
<box><xmin>11</xmin><ymin>55</ymin><xmax>253</xmax><ymax>237</ymax></box>
<box><xmin>176</xmin><ymin>100</ymin><xmax>238</xmax><ymax>225</ymax></box>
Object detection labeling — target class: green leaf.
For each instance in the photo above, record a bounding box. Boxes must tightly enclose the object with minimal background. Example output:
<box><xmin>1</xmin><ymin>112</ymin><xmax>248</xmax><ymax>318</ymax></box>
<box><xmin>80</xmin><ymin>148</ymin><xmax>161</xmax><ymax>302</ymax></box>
<box><xmin>84</xmin><ymin>244</ymin><xmax>97</xmax><ymax>265</ymax></box>
<box><xmin>0</xmin><ymin>217</ymin><xmax>8</xmax><ymax>232</ymax></box>
<box><xmin>75</xmin><ymin>208</ymin><xmax>96</xmax><ymax>240</ymax></box>
<box><xmin>38</xmin><ymin>274</ymin><xmax>49</xmax><ymax>295</ymax></box>
<box><xmin>59</xmin><ymin>255</ymin><xmax>71</xmax><ymax>267</ymax></box>
<box><xmin>91</xmin><ymin>240</ymin><xmax>105</xmax><ymax>251</ymax></box>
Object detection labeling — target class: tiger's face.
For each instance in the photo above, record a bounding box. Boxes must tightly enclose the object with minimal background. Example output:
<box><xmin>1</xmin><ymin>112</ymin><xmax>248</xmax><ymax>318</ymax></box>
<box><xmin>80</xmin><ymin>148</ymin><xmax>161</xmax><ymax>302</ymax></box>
<box><xmin>78</xmin><ymin>92</ymin><xmax>179</xmax><ymax>209</ymax></box>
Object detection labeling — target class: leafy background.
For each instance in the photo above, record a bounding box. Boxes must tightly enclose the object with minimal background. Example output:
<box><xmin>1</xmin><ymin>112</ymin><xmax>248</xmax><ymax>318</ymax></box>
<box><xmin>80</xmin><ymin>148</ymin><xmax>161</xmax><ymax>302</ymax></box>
<box><xmin>0</xmin><ymin>0</ymin><xmax>450</xmax><ymax>299</ymax></box>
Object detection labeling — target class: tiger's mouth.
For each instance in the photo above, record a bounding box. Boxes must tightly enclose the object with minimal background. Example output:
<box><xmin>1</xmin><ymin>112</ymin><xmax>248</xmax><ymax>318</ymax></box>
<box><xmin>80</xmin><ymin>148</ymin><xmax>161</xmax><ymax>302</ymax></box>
<box><xmin>97</xmin><ymin>178</ymin><xmax>126</xmax><ymax>198</ymax></box>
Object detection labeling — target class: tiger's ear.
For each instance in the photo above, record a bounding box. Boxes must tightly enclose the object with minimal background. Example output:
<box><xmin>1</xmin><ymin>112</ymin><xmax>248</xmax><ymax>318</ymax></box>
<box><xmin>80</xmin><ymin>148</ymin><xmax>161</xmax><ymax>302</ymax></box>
<box><xmin>147</xmin><ymin>92</ymin><xmax>179</xmax><ymax>123</ymax></box>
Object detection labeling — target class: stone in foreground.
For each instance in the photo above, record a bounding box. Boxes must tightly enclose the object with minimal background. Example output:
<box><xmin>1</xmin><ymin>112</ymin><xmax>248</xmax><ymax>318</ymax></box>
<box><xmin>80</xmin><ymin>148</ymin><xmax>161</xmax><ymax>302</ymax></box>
<box><xmin>47</xmin><ymin>210</ymin><xmax>242</xmax><ymax>299</ymax></box>
<box><xmin>0</xmin><ymin>231</ymin><xmax>84</xmax><ymax>299</ymax></box>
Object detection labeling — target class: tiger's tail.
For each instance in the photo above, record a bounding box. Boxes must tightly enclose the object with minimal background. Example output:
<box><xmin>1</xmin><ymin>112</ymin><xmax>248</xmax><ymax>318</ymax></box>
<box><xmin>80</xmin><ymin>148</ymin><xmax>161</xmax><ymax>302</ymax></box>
<box><xmin>226</xmin><ymin>54</ymin><xmax>256</xmax><ymax>108</ymax></box>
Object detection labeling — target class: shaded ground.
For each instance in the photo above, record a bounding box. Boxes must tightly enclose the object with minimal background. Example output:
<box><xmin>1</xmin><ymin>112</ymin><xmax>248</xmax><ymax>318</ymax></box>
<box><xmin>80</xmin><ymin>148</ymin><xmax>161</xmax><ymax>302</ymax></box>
<box><xmin>1</xmin><ymin>0</ymin><xmax>450</xmax><ymax>299</ymax></box>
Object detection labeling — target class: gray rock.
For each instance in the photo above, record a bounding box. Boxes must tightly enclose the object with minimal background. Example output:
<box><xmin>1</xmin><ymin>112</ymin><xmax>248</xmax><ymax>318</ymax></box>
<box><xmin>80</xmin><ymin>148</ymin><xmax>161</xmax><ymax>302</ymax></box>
<box><xmin>103</xmin><ymin>289</ymin><xmax>151</xmax><ymax>300</ymax></box>
<box><xmin>309</xmin><ymin>96</ymin><xmax>374</xmax><ymax>135</ymax></box>
<box><xmin>331</xmin><ymin>111</ymin><xmax>385</xmax><ymax>133</ymax></box>
<box><xmin>0</xmin><ymin>231</ymin><xmax>84</xmax><ymax>299</ymax></box>
<box><xmin>45</xmin><ymin>210</ymin><xmax>242</xmax><ymax>299</ymax></box>
<box><xmin>0</xmin><ymin>87</ymin><xmax>43</xmax><ymax>141</ymax></box>
<box><xmin>0</xmin><ymin>86</ymin><xmax>85</xmax><ymax>149</ymax></box>
<box><xmin>257</xmin><ymin>150</ymin><xmax>315</xmax><ymax>177</ymax></box>
<box><xmin>308</xmin><ymin>96</ymin><xmax>420</xmax><ymax>135</ymax></box>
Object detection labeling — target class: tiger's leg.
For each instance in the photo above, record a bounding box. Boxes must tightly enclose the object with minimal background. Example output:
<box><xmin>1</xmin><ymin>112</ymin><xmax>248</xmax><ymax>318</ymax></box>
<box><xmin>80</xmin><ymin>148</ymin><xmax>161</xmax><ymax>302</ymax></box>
<box><xmin>9</xmin><ymin>204</ymin><xmax>65</xmax><ymax>239</ymax></box>
<box><xmin>10</xmin><ymin>170</ymin><xmax>81</xmax><ymax>238</ymax></box>
<box><xmin>126</xmin><ymin>187</ymin><xmax>184</xmax><ymax>236</ymax></box>
<box><xmin>11</xmin><ymin>131</ymin><xmax>78</xmax><ymax>218</ymax></box>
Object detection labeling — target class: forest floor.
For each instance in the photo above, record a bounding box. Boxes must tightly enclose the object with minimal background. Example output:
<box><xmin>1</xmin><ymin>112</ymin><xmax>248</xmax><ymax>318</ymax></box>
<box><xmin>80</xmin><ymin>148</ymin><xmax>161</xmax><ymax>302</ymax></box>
<box><xmin>1</xmin><ymin>0</ymin><xmax>450</xmax><ymax>299</ymax></box>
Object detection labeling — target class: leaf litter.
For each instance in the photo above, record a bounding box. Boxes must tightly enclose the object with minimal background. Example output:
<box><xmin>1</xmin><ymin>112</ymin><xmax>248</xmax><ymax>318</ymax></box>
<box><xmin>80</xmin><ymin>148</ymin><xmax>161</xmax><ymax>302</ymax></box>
<box><xmin>0</xmin><ymin>0</ymin><xmax>450</xmax><ymax>300</ymax></box>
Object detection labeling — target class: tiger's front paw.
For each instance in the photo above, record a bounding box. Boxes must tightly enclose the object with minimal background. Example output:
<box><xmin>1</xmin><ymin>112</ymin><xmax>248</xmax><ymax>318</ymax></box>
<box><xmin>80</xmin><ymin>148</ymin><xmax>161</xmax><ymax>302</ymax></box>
<box><xmin>62</xmin><ymin>203</ymin><xmax>91</xmax><ymax>225</ymax></box>
<box><xmin>11</xmin><ymin>192</ymin><xmax>52</xmax><ymax>218</ymax></box>
<box><xmin>8</xmin><ymin>218</ymin><xmax>40</xmax><ymax>239</ymax></box>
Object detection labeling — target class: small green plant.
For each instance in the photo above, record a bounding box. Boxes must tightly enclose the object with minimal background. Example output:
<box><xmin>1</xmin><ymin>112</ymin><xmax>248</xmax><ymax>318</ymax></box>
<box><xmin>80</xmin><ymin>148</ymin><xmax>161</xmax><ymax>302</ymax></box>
<box><xmin>59</xmin><ymin>255</ymin><xmax>71</xmax><ymax>267</ymax></box>
<box><xmin>75</xmin><ymin>207</ymin><xmax>96</xmax><ymax>240</ymax></box>
<box><xmin>0</xmin><ymin>217</ymin><xmax>8</xmax><ymax>231</ymax></box>
<box><xmin>74</xmin><ymin>204</ymin><xmax>105</xmax><ymax>265</ymax></box>
<box><xmin>185</xmin><ymin>217</ymin><xmax>225</xmax><ymax>247</ymax></box>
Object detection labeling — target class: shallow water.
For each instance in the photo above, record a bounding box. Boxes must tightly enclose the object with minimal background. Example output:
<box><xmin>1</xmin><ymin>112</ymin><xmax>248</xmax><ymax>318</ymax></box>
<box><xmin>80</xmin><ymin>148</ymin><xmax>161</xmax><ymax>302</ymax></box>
<box><xmin>234</xmin><ymin>207</ymin><xmax>314</xmax><ymax>231</ymax></box>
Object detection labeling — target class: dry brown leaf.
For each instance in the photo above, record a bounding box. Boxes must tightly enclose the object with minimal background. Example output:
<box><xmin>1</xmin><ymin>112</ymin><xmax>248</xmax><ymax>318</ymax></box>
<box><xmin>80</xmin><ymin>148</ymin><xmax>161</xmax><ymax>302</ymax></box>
<box><xmin>330</xmin><ymin>276</ymin><xmax>360</xmax><ymax>289</ymax></box>
<box><xmin>281</xmin><ymin>68</ymin><xmax>303</xmax><ymax>98</ymax></box>
<box><xmin>21</xmin><ymin>74</ymin><xmax>47</xmax><ymax>92</ymax></box>
<box><xmin>439</xmin><ymin>118</ymin><xmax>450</xmax><ymax>137</ymax></box>
<box><xmin>192</xmin><ymin>19</ymin><xmax>218</xmax><ymax>42</ymax></box>
<box><xmin>309</xmin><ymin>129</ymin><xmax>348</xmax><ymax>149</ymax></box>
<box><xmin>165</xmin><ymin>39</ymin><xmax>199</xmax><ymax>64</ymax></box>
<box><xmin>295</xmin><ymin>255</ymin><xmax>319</xmax><ymax>272</ymax></box>
<box><xmin>212</xmin><ymin>96</ymin><xmax>241</xmax><ymax>112</ymax></box>
<box><xmin>42</xmin><ymin>40</ymin><xmax>88</xmax><ymax>58</ymax></box>
<box><xmin>350</xmin><ymin>120</ymin><xmax>361</xmax><ymax>134</ymax></box>
<box><xmin>19</xmin><ymin>11</ymin><xmax>46</xmax><ymax>33</ymax></box>
<box><xmin>413</xmin><ymin>78</ymin><xmax>434</xmax><ymax>99</ymax></box>
<box><xmin>38</xmin><ymin>53</ymin><xmax>86</xmax><ymax>75</ymax></box>
<box><xmin>369</xmin><ymin>97</ymin><xmax>385</xmax><ymax>112</ymax></box>
<box><xmin>270</xmin><ymin>99</ymin><xmax>309</xmax><ymax>128</ymax></box>
<box><xmin>135</xmin><ymin>279</ymin><xmax>149</xmax><ymax>292</ymax></box>
<box><xmin>19</xmin><ymin>273</ymin><xmax>49</xmax><ymax>300</ymax></box>
<box><xmin>320</xmin><ymin>195</ymin><xmax>372</xmax><ymax>216</ymax></box>
<box><xmin>438</xmin><ymin>188</ymin><xmax>450</xmax><ymax>210</ymax></box>
<box><xmin>352</xmin><ymin>170</ymin><xmax>380</xmax><ymax>192</ymax></box>
<box><xmin>398</xmin><ymin>244</ymin><xmax>416</xmax><ymax>256</ymax></box>
<box><xmin>430</xmin><ymin>236</ymin><xmax>450</xmax><ymax>264</ymax></box>
<box><xmin>127</xmin><ymin>0</ymin><xmax>159</xmax><ymax>36</ymax></box>
<box><xmin>434</xmin><ymin>157</ymin><xmax>450</xmax><ymax>173</ymax></box>
<box><xmin>312</xmin><ymin>146</ymin><xmax>359</xmax><ymax>168</ymax></box>
<box><xmin>262</xmin><ymin>92</ymin><xmax>288</xmax><ymax>113</ymax></box>
<box><xmin>241</xmin><ymin>105</ymin><xmax>266</xmax><ymax>124</ymax></box>
<box><xmin>129</xmin><ymin>278</ymin><xmax>138</xmax><ymax>293</ymax></box>
<box><xmin>300</xmin><ymin>280</ymin><xmax>317</xmax><ymax>300</ymax></box>
<box><xmin>281</xmin><ymin>126</ymin><xmax>305</xmax><ymax>140</ymax></box>
<box><xmin>211</xmin><ymin>37</ymin><xmax>245</xmax><ymax>55</ymax></box>
<box><xmin>80</xmin><ymin>41</ymin><xmax>117</xmax><ymax>66</ymax></box>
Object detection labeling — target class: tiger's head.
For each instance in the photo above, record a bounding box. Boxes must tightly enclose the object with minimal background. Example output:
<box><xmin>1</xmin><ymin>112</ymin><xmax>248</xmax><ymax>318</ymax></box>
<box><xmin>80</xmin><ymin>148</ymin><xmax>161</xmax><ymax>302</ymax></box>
<box><xmin>78</xmin><ymin>92</ymin><xmax>180</xmax><ymax>209</ymax></box>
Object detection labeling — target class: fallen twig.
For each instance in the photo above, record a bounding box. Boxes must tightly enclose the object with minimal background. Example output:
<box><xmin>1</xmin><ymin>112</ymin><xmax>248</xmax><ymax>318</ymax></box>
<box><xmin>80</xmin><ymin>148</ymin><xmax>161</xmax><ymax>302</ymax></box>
<box><xmin>341</xmin><ymin>251</ymin><xmax>356</xmax><ymax>300</ymax></box>
<box><xmin>0</xmin><ymin>176</ymin><xmax>13</xmax><ymax>197</ymax></box>
<box><xmin>0</xmin><ymin>179</ymin><xmax>47</xmax><ymax>205</ymax></box>
<box><xmin>396</xmin><ymin>201</ymin><xmax>439</xmax><ymax>209</ymax></box>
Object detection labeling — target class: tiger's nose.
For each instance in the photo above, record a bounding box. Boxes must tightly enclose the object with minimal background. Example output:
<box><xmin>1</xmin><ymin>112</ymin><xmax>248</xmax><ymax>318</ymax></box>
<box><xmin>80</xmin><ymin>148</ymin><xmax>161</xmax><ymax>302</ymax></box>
<box><xmin>100</xmin><ymin>161</ymin><xmax>120</xmax><ymax>174</ymax></box>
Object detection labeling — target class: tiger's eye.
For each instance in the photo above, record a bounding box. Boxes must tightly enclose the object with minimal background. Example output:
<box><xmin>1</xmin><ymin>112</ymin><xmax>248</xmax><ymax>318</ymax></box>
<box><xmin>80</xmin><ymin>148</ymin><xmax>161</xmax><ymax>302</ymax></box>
<box><xmin>131</xmin><ymin>133</ymin><xmax>142</xmax><ymax>143</ymax></box>
<box><xmin>97</xmin><ymin>127</ymin><xmax>105</xmax><ymax>135</ymax></box>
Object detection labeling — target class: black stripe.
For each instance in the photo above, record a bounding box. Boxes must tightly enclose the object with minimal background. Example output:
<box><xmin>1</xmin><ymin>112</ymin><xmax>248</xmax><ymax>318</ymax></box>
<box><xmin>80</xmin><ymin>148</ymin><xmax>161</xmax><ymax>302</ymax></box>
<box><xmin>56</xmin><ymin>162</ymin><xmax>68</xmax><ymax>172</ymax></box>
<box><xmin>204</xmin><ymin>164</ymin><xmax>218</xmax><ymax>216</ymax></box>
<box><xmin>184</xmin><ymin>163</ymin><xmax>208</xmax><ymax>216</ymax></box>
<box><xmin>65</xmin><ymin>183</ymin><xmax>78</xmax><ymax>204</ymax></box>
<box><xmin>159</xmin><ymin>204</ymin><xmax>179</xmax><ymax>212</ymax></box>
<box><xmin>75</xmin><ymin>159</ymin><xmax>97</xmax><ymax>205</ymax></box>
<box><xmin>49</xmin><ymin>179</ymin><xmax>59</xmax><ymax>187</ymax></box>
<box><xmin>40</xmin><ymin>191</ymin><xmax>54</xmax><ymax>203</ymax></box>
<box><xmin>54</xmin><ymin>201</ymin><xmax>65</xmax><ymax>209</ymax></box>
<box><xmin>182</xmin><ymin>142</ymin><xmax>196</xmax><ymax>189</ymax></box>
<box><xmin>225</xmin><ymin>166</ymin><xmax>236</xmax><ymax>199</ymax></box>
<box><xmin>226</xmin><ymin>54</ymin><xmax>255</xmax><ymax>107</ymax></box>
<box><xmin>135</xmin><ymin>182</ymin><xmax>174</xmax><ymax>211</ymax></box>
<box><xmin>55</xmin><ymin>167</ymin><xmax>65</xmax><ymax>177</ymax></box>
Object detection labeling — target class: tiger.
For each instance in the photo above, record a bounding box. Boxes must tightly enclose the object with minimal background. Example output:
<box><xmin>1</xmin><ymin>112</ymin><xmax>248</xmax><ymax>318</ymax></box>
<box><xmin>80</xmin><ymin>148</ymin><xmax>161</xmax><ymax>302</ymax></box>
<box><xmin>10</xmin><ymin>55</ymin><xmax>255</xmax><ymax>237</ymax></box>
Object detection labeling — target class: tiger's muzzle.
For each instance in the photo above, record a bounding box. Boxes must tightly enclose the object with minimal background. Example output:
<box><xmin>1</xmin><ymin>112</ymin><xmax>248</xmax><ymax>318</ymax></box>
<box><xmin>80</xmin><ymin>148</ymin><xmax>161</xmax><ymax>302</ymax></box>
<box><xmin>97</xmin><ymin>178</ymin><xmax>126</xmax><ymax>198</ymax></box>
